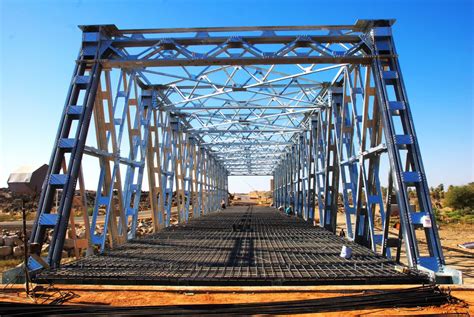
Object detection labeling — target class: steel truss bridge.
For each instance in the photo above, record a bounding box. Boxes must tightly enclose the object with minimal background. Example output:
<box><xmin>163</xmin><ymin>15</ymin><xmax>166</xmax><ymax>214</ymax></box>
<box><xmin>29</xmin><ymin>19</ymin><xmax>460</xmax><ymax>283</ymax></box>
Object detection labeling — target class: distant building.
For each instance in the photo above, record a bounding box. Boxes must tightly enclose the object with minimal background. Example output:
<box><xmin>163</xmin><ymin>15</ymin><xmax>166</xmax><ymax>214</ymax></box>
<box><xmin>7</xmin><ymin>164</ymin><xmax>48</xmax><ymax>194</ymax></box>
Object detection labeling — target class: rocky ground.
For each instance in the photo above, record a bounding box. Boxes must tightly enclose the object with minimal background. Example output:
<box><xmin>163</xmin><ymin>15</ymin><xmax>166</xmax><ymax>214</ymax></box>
<box><xmin>0</xmin><ymin>229</ymin><xmax>76</xmax><ymax>261</ymax></box>
<box><xmin>0</xmin><ymin>187</ymin><xmax>170</xmax><ymax>219</ymax></box>
<box><xmin>0</xmin><ymin>187</ymin><xmax>183</xmax><ymax>264</ymax></box>
<box><xmin>0</xmin><ymin>217</ymin><xmax>173</xmax><ymax>271</ymax></box>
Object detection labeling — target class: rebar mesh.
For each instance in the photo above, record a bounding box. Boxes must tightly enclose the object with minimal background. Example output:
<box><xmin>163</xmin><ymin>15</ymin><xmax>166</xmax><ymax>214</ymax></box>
<box><xmin>36</xmin><ymin>206</ymin><xmax>429</xmax><ymax>285</ymax></box>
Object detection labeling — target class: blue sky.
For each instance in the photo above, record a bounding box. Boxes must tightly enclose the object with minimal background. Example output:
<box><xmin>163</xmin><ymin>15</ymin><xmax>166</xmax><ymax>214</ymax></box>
<box><xmin>0</xmin><ymin>0</ymin><xmax>473</xmax><ymax>193</ymax></box>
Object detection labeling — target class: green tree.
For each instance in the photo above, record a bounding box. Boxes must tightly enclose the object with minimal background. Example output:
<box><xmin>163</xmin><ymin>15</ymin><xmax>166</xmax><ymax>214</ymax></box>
<box><xmin>437</xmin><ymin>184</ymin><xmax>445</xmax><ymax>199</ymax></box>
<box><xmin>444</xmin><ymin>184</ymin><xmax>474</xmax><ymax>212</ymax></box>
<box><xmin>431</xmin><ymin>184</ymin><xmax>445</xmax><ymax>201</ymax></box>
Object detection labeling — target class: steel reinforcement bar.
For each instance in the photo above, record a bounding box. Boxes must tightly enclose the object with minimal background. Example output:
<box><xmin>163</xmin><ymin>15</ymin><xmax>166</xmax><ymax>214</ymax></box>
<box><xmin>36</xmin><ymin>206</ymin><xmax>428</xmax><ymax>285</ymax></box>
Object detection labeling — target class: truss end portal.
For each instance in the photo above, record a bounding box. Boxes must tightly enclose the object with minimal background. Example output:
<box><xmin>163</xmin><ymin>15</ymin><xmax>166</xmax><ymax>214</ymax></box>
<box><xmin>25</xmin><ymin>20</ymin><xmax>459</xmax><ymax>284</ymax></box>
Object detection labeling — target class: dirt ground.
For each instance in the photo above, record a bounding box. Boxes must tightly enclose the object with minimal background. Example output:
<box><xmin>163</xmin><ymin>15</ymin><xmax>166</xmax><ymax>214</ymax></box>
<box><xmin>437</xmin><ymin>223</ymin><xmax>474</xmax><ymax>284</ymax></box>
<box><xmin>332</xmin><ymin>213</ymin><xmax>474</xmax><ymax>285</ymax></box>
<box><xmin>0</xmin><ymin>285</ymin><xmax>472</xmax><ymax>315</ymax></box>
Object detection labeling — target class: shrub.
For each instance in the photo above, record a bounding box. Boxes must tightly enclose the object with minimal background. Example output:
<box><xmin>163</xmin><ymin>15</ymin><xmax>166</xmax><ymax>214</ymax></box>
<box><xmin>432</xmin><ymin>207</ymin><xmax>442</xmax><ymax>222</ymax></box>
<box><xmin>444</xmin><ymin>184</ymin><xmax>474</xmax><ymax>213</ymax></box>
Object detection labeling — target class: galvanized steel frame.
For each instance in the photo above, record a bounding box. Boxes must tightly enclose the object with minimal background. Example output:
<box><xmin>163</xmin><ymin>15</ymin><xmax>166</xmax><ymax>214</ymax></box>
<box><xmin>28</xmin><ymin>20</ymin><xmax>457</xmax><ymax>281</ymax></box>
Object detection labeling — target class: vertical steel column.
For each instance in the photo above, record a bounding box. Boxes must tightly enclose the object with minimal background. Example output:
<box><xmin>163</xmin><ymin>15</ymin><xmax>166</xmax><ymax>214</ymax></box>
<box><xmin>273</xmin><ymin>168</ymin><xmax>278</xmax><ymax>207</ymax></box>
<box><xmin>203</xmin><ymin>150</ymin><xmax>210</xmax><ymax>214</ymax></box>
<box><xmin>89</xmin><ymin>70</ymin><xmax>127</xmax><ymax>251</ymax></box>
<box><xmin>199</xmin><ymin>147</ymin><xmax>206</xmax><ymax>215</ymax></box>
<box><xmin>182</xmin><ymin>136</ymin><xmax>195</xmax><ymax>222</ymax></box>
<box><xmin>336</xmin><ymin>68</ymin><xmax>361</xmax><ymax>241</ymax></box>
<box><xmin>314</xmin><ymin>110</ymin><xmax>327</xmax><ymax>226</ymax></box>
<box><xmin>274</xmin><ymin>168</ymin><xmax>277</xmax><ymax>207</ymax></box>
<box><xmin>190</xmin><ymin>141</ymin><xmax>198</xmax><ymax>218</ymax></box>
<box><xmin>146</xmin><ymin>104</ymin><xmax>165</xmax><ymax>231</ymax></box>
<box><xmin>174</xmin><ymin>121</ymin><xmax>185</xmax><ymax>223</ymax></box>
<box><xmin>274</xmin><ymin>164</ymin><xmax>282</xmax><ymax>208</ymax></box>
<box><xmin>196</xmin><ymin>146</ymin><xmax>204</xmax><ymax>217</ymax></box>
<box><xmin>347</xmin><ymin>66</ymin><xmax>386</xmax><ymax>251</ymax></box>
<box><xmin>30</xmin><ymin>27</ymin><xmax>109</xmax><ymax>269</ymax></box>
<box><xmin>382</xmin><ymin>170</ymin><xmax>402</xmax><ymax>260</ymax></box>
<box><xmin>89</xmin><ymin>76</ymin><xmax>155</xmax><ymax>250</ymax></box>
<box><xmin>295</xmin><ymin>139</ymin><xmax>302</xmax><ymax>217</ymax></box>
<box><xmin>205</xmin><ymin>153</ymin><xmax>211</xmax><ymax>213</ymax></box>
<box><xmin>307</xmin><ymin>115</ymin><xmax>318</xmax><ymax>222</ymax></box>
<box><xmin>322</xmin><ymin>88</ymin><xmax>342</xmax><ymax>233</ymax></box>
<box><xmin>218</xmin><ymin>162</ymin><xmax>223</xmax><ymax>208</ymax></box>
<box><xmin>371</xmin><ymin>24</ymin><xmax>444</xmax><ymax>271</ymax></box>
<box><xmin>273</xmin><ymin>168</ymin><xmax>277</xmax><ymax>207</ymax></box>
<box><xmin>214</xmin><ymin>158</ymin><xmax>220</xmax><ymax>210</ymax></box>
<box><xmin>298</xmin><ymin>133</ymin><xmax>309</xmax><ymax>220</ymax></box>
<box><xmin>122</xmin><ymin>89</ymin><xmax>154</xmax><ymax>239</ymax></box>
<box><xmin>211</xmin><ymin>157</ymin><xmax>216</xmax><ymax>211</ymax></box>
<box><xmin>212</xmin><ymin>157</ymin><xmax>219</xmax><ymax>211</ymax></box>
<box><xmin>219</xmin><ymin>165</ymin><xmax>224</xmax><ymax>207</ymax></box>
<box><xmin>224</xmin><ymin>169</ymin><xmax>229</xmax><ymax>205</ymax></box>
<box><xmin>284</xmin><ymin>152</ymin><xmax>291</xmax><ymax>208</ymax></box>
<box><xmin>290</xmin><ymin>145</ymin><xmax>297</xmax><ymax>210</ymax></box>
<box><xmin>208</xmin><ymin>156</ymin><xmax>214</xmax><ymax>211</ymax></box>
<box><xmin>159</xmin><ymin>112</ymin><xmax>176</xmax><ymax>227</ymax></box>
<box><xmin>277</xmin><ymin>163</ymin><xmax>282</xmax><ymax>207</ymax></box>
<box><xmin>278</xmin><ymin>163</ymin><xmax>283</xmax><ymax>208</ymax></box>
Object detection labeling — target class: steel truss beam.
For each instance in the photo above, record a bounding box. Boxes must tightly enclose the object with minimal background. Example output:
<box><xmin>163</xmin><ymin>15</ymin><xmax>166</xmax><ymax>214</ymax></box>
<box><xmin>29</xmin><ymin>20</ymin><xmax>459</xmax><ymax>283</ymax></box>
<box><xmin>270</xmin><ymin>21</ymin><xmax>459</xmax><ymax>282</ymax></box>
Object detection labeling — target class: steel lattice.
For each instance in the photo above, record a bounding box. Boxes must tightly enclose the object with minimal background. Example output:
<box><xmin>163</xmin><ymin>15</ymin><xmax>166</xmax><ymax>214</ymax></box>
<box><xmin>27</xmin><ymin>20</ymin><xmax>461</xmax><ymax>283</ymax></box>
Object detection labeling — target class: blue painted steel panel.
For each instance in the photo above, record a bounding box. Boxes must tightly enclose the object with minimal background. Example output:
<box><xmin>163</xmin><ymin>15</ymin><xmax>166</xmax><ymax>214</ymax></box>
<box><xmin>49</xmin><ymin>174</ymin><xmax>68</xmax><ymax>186</ymax></box>
<box><xmin>39</xmin><ymin>213</ymin><xmax>58</xmax><ymax>226</ymax></box>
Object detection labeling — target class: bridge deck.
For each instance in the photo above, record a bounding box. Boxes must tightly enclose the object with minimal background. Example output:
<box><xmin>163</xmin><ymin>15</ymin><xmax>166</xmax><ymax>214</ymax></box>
<box><xmin>36</xmin><ymin>206</ymin><xmax>428</xmax><ymax>285</ymax></box>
